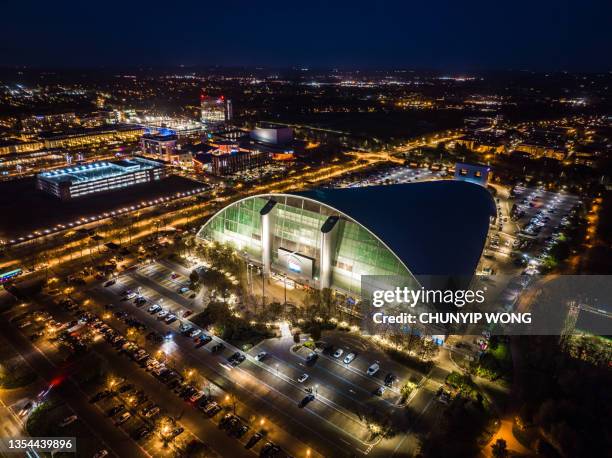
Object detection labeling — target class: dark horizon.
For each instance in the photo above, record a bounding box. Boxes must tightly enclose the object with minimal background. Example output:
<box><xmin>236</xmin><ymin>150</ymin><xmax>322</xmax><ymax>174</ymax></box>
<box><xmin>1</xmin><ymin>0</ymin><xmax>610</xmax><ymax>72</ymax></box>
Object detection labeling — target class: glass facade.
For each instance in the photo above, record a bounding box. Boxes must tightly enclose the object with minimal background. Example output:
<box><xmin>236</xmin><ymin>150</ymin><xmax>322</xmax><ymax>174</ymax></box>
<box><xmin>197</xmin><ymin>194</ymin><xmax>415</xmax><ymax>295</ymax></box>
<box><xmin>200</xmin><ymin>196</ymin><xmax>267</xmax><ymax>259</ymax></box>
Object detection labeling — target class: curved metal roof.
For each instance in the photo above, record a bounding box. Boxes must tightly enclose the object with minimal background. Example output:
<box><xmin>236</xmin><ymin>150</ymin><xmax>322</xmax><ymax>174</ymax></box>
<box><xmin>293</xmin><ymin>180</ymin><xmax>496</xmax><ymax>276</ymax></box>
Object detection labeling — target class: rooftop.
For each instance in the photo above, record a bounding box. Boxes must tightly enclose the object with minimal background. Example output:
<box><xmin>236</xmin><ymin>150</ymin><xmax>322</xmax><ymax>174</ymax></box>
<box><xmin>293</xmin><ymin>180</ymin><xmax>496</xmax><ymax>276</ymax></box>
<box><xmin>37</xmin><ymin>157</ymin><xmax>163</xmax><ymax>185</ymax></box>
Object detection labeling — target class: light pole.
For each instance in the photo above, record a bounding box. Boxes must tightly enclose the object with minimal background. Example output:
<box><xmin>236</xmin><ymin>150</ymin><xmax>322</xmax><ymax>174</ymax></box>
<box><xmin>225</xmin><ymin>394</ymin><xmax>236</xmax><ymax>415</ymax></box>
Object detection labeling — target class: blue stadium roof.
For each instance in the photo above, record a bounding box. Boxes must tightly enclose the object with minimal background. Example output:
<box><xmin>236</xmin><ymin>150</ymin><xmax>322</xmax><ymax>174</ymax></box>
<box><xmin>293</xmin><ymin>180</ymin><xmax>496</xmax><ymax>276</ymax></box>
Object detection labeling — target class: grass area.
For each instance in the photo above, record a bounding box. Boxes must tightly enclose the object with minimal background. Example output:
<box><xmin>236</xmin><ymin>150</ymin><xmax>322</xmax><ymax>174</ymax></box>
<box><xmin>191</xmin><ymin>301</ymin><xmax>274</xmax><ymax>349</ymax></box>
<box><xmin>473</xmin><ymin>339</ymin><xmax>513</xmax><ymax>381</ymax></box>
<box><xmin>422</xmin><ymin>372</ymin><xmax>498</xmax><ymax>456</ymax></box>
<box><xmin>383</xmin><ymin>347</ymin><xmax>433</xmax><ymax>374</ymax></box>
<box><xmin>26</xmin><ymin>399</ymin><xmax>63</xmax><ymax>437</ymax></box>
<box><xmin>447</xmin><ymin>372</ymin><xmax>483</xmax><ymax>403</ymax></box>
<box><xmin>399</xmin><ymin>381</ymin><xmax>417</xmax><ymax>404</ymax></box>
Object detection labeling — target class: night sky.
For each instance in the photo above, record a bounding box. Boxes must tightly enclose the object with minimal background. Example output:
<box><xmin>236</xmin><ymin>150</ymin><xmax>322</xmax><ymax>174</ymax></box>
<box><xmin>1</xmin><ymin>0</ymin><xmax>610</xmax><ymax>71</ymax></box>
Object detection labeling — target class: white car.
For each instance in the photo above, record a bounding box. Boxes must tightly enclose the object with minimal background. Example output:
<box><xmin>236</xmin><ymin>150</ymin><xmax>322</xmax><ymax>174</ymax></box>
<box><xmin>189</xmin><ymin>329</ymin><xmax>202</xmax><ymax>338</ymax></box>
<box><xmin>366</xmin><ymin>362</ymin><xmax>380</xmax><ymax>376</ymax></box>
<box><xmin>333</xmin><ymin>348</ymin><xmax>344</xmax><ymax>358</ymax></box>
<box><xmin>297</xmin><ymin>373</ymin><xmax>309</xmax><ymax>383</ymax></box>
<box><xmin>255</xmin><ymin>351</ymin><xmax>267</xmax><ymax>361</ymax></box>
<box><xmin>157</xmin><ymin>309</ymin><xmax>169</xmax><ymax>318</ymax></box>
<box><xmin>343</xmin><ymin>353</ymin><xmax>356</xmax><ymax>364</ymax></box>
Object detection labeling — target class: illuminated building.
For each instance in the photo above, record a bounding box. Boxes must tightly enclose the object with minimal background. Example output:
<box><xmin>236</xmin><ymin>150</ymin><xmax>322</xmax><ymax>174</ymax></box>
<box><xmin>36</xmin><ymin>157</ymin><xmax>166</xmax><ymax>200</ymax></box>
<box><xmin>246</xmin><ymin>126</ymin><xmax>298</xmax><ymax>160</ymax></box>
<box><xmin>197</xmin><ymin>181</ymin><xmax>495</xmax><ymax>295</ymax></box>
<box><xmin>140</xmin><ymin>130</ymin><xmax>178</xmax><ymax>161</ymax></box>
<box><xmin>20</xmin><ymin>112</ymin><xmax>78</xmax><ymax>133</ymax></box>
<box><xmin>515</xmin><ymin>142</ymin><xmax>567</xmax><ymax>160</ymax></box>
<box><xmin>249</xmin><ymin>127</ymin><xmax>293</xmax><ymax>145</ymax></box>
<box><xmin>200</xmin><ymin>94</ymin><xmax>232</xmax><ymax>129</ymax></box>
<box><xmin>40</xmin><ymin>125</ymin><xmax>144</xmax><ymax>149</ymax></box>
<box><xmin>0</xmin><ymin>140</ymin><xmax>44</xmax><ymax>156</ymax></box>
<box><xmin>454</xmin><ymin>162</ymin><xmax>491</xmax><ymax>186</ymax></box>
<box><xmin>210</xmin><ymin>150</ymin><xmax>271</xmax><ymax>175</ymax></box>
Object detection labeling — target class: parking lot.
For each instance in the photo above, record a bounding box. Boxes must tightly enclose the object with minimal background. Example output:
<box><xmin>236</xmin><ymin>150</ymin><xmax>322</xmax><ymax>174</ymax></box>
<box><xmin>334</xmin><ymin>166</ymin><xmax>445</xmax><ymax>188</ymax></box>
<box><xmin>480</xmin><ymin>185</ymin><xmax>580</xmax><ymax>276</ymax></box>
<box><xmin>86</xmin><ymin>260</ymin><xmax>436</xmax><ymax>457</ymax></box>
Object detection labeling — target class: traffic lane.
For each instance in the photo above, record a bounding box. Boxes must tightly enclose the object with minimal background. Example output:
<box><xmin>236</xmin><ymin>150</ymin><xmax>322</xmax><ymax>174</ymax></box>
<box><xmin>88</xmin><ymin>286</ymin><xmax>360</xmax><ymax>458</ymax></box>
<box><xmin>141</xmin><ymin>260</ymin><xmax>210</xmax><ymax>309</ymax></box>
<box><xmin>237</xmin><ymin>356</ymin><xmax>376</xmax><ymax>441</ymax></box>
<box><xmin>107</xmin><ymin>276</ymin><xmax>188</xmax><ymax>320</ymax></box>
<box><xmin>257</xmin><ymin>339</ymin><xmax>402</xmax><ymax>411</ymax></box>
<box><xmin>226</xmin><ymin>360</ymin><xmax>371</xmax><ymax>455</ymax></box>
<box><xmin>136</xmin><ymin>263</ymin><xmax>188</xmax><ymax>289</ymax></box>
<box><xmin>312</xmin><ymin>335</ymin><xmax>423</xmax><ymax>392</ymax></box>
<box><xmin>0</xmin><ymin>317</ymin><xmax>144</xmax><ymax>458</ymax></box>
<box><xmin>129</xmin><ymin>269</ymin><xmax>195</xmax><ymax>309</ymax></box>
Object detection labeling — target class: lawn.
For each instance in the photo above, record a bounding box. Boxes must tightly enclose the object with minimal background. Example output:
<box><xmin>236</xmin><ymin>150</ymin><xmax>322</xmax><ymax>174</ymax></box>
<box><xmin>474</xmin><ymin>339</ymin><xmax>513</xmax><ymax>381</ymax></box>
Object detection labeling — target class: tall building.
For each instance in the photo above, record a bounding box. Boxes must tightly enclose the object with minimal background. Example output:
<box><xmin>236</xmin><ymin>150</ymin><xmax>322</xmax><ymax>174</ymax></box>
<box><xmin>200</xmin><ymin>94</ymin><xmax>231</xmax><ymax>129</ymax></box>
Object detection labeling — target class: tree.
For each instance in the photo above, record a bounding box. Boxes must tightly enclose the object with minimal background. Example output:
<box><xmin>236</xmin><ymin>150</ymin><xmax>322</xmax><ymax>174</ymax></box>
<box><xmin>309</xmin><ymin>324</ymin><xmax>322</xmax><ymax>341</ymax></box>
<box><xmin>491</xmin><ymin>439</ymin><xmax>508</xmax><ymax>458</ymax></box>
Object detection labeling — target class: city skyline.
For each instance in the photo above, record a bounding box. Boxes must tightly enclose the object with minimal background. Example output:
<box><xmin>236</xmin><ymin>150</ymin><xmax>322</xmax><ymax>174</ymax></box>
<box><xmin>0</xmin><ymin>5</ymin><xmax>609</xmax><ymax>457</ymax></box>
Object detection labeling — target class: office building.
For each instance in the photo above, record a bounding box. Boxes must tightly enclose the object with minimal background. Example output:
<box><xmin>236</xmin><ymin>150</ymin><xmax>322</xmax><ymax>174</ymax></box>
<box><xmin>36</xmin><ymin>157</ymin><xmax>167</xmax><ymax>200</ymax></box>
<box><xmin>200</xmin><ymin>94</ymin><xmax>232</xmax><ymax>129</ymax></box>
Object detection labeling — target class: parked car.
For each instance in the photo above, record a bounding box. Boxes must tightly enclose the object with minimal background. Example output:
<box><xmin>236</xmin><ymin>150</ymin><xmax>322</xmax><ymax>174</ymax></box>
<box><xmin>366</xmin><ymin>362</ymin><xmax>380</xmax><ymax>376</ymax></box>
<box><xmin>343</xmin><ymin>353</ymin><xmax>356</xmax><ymax>364</ymax></box>
<box><xmin>114</xmin><ymin>411</ymin><xmax>131</xmax><ymax>425</ymax></box>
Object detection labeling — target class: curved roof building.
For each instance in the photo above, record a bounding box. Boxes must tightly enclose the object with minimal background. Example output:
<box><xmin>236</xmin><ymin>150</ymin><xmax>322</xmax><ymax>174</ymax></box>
<box><xmin>196</xmin><ymin>181</ymin><xmax>496</xmax><ymax>295</ymax></box>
